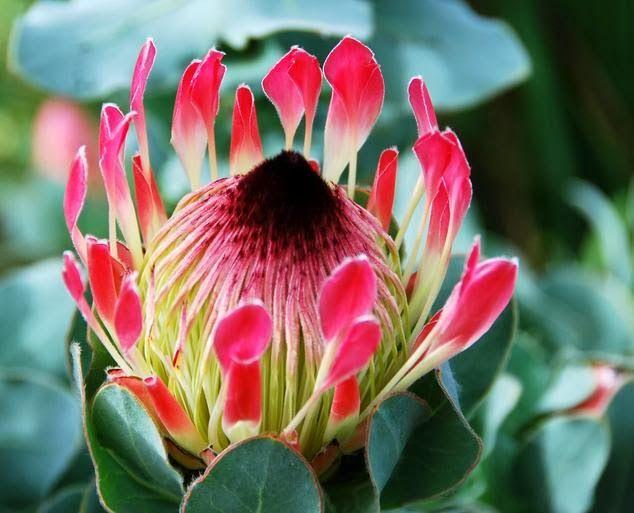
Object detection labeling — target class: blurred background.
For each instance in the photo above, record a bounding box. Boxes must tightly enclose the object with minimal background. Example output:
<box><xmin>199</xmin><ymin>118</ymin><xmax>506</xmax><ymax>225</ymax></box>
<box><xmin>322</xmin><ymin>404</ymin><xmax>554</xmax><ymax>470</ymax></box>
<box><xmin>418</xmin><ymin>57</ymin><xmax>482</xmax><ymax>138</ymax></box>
<box><xmin>0</xmin><ymin>1</ymin><xmax>632</xmax><ymax>512</ymax></box>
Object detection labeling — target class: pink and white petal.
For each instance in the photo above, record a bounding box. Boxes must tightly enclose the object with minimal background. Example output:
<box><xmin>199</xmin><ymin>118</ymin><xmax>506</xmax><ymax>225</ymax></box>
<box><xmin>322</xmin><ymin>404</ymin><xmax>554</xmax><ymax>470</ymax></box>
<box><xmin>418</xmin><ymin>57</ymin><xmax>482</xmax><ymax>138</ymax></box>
<box><xmin>324</xmin><ymin>376</ymin><xmax>361</xmax><ymax>442</ymax></box>
<box><xmin>425</xmin><ymin>180</ymin><xmax>450</xmax><ymax>253</ymax></box>
<box><xmin>412</xmin><ymin>131</ymin><xmax>455</xmax><ymax>205</ymax></box>
<box><xmin>287</xmin><ymin>48</ymin><xmax>322</xmax><ymax>132</ymax></box>
<box><xmin>114</xmin><ymin>273</ymin><xmax>143</xmax><ymax>353</ymax></box>
<box><xmin>130</xmin><ymin>38</ymin><xmax>156</xmax><ymax>173</ymax></box>
<box><xmin>435</xmin><ymin>242</ymin><xmax>517</xmax><ymax>352</ymax></box>
<box><xmin>262</xmin><ymin>49</ymin><xmax>305</xmax><ymax>143</ymax></box>
<box><xmin>144</xmin><ymin>376</ymin><xmax>206</xmax><ymax>455</ymax></box>
<box><xmin>408</xmin><ymin>77</ymin><xmax>438</xmax><ymax>137</ymax></box>
<box><xmin>222</xmin><ymin>362</ymin><xmax>263</xmax><ymax>443</ymax></box>
<box><xmin>62</xmin><ymin>251</ymin><xmax>85</xmax><ymax>302</ymax></box>
<box><xmin>319</xmin><ymin>255</ymin><xmax>377</xmax><ymax>341</ymax></box>
<box><xmin>98</xmin><ymin>104</ymin><xmax>143</xmax><ymax>266</ymax></box>
<box><xmin>86</xmin><ymin>237</ymin><xmax>118</xmax><ymax>324</ymax></box>
<box><xmin>132</xmin><ymin>154</ymin><xmax>166</xmax><ymax>243</ymax></box>
<box><xmin>64</xmin><ymin>147</ymin><xmax>88</xmax><ymax>261</ymax></box>
<box><xmin>229</xmin><ymin>85</ymin><xmax>264</xmax><ymax>175</ymax></box>
<box><xmin>322</xmin><ymin>315</ymin><xmax>381</xmax><ymax>390</ymax></box>
<box><xmin>367</xmin><ymin>147</ymin><xmax>398</xmax><ymax>230</ymax></box>
<box><xmin>171</xmin><ymin>60</ymin><xmax>207</xmax><ymax>188</ymax></box>
<box><xmin>191</xmin><ymin>49</ymin><xmax>226</xmax><ymax>133</ymax></box>
<box><xmin>322</xmin><ymin>37</ymin><xmax>384</xmax><ymax>183</ymax></box>
<box><xmin>213</xmin><ymin>301</ymin><xmax>273</xmax><ymax>371</ymax></box>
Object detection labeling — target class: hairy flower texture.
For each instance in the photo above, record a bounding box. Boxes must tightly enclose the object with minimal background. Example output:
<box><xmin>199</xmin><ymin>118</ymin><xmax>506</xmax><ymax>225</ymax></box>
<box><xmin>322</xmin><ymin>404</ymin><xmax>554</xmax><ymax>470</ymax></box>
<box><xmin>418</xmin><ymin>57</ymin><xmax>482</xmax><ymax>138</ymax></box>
<box><xmin>62</xmin><ymin>36</ymin><xmax>518</xmax><ymax>465</ymax></box>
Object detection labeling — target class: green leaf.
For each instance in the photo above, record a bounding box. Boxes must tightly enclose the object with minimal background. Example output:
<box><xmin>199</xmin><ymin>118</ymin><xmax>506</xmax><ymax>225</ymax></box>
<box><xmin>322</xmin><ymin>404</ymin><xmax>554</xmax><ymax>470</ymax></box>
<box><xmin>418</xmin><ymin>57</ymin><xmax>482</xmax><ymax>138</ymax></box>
<box><xmin>182</xmin><ymin>437</ymin><xmax>322</xmax><ymax>513</ymax></box>
<box><xmin>567</xmin><ymin>180</ymin><xmax>632</xmax><ymax>286</ymax></box>
<box><xmin>514</xmin><ymin>415</ymin><xmax>610</xmax><ymax>513</ymax></box>
<box><xmin>324</xmin><ymin>465</ymin><xmax>379</xmax><ymax>513</ymax></box>
<box><xmin>37</xmin><ymin>485</ymin><xmax>85</xmax><ymax>513</ymax></box>
<box><xmin>536</xmin><ymin>364</ymin><xmax>596</xmax><ymax>414</ymax></box>
<box><xmin>0</xmin><ymin>370</ymin><xmax>82</xmax><ymax>510</ymax></box>
<box><xmin>9</xmin><ymin>0</ymin><xmax>371</xmax><ymax>99</ymax></box>
<box><xmin>367</xmin><ymin>386</ymin><xmax>482</xmax><ymax>509</ymax></box>
<box><xmin>87</xmin><ymin>384</ymin><xmax>184</xmax><ymax>513</ymax></box>
<box><xmin>369</xmin><ymin>0</ymin><xmax>531</xmax><ymax>111</ymax></box>
<box><xmin>590</xmin><ymin>380</ymin><xmax>634</xmax><ymax>513</ymax></box>
<box><xmin>0</xmin><ymin>259</ymin><xmax>75</xmax><ymax>378</ymax></box>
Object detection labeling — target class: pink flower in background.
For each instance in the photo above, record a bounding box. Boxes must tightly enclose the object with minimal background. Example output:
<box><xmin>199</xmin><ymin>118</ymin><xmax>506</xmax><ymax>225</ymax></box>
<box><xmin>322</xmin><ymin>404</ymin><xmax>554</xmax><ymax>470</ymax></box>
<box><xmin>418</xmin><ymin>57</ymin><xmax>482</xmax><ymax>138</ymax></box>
<box><xmin>61</xmin><ymin>36</ymin><xmax>517</xmax><ymax>469</ymax></box>
<box><xmin>32</xmin><ymin>98</ymin><xmax>98</xmax><ymax>183</ymax></box>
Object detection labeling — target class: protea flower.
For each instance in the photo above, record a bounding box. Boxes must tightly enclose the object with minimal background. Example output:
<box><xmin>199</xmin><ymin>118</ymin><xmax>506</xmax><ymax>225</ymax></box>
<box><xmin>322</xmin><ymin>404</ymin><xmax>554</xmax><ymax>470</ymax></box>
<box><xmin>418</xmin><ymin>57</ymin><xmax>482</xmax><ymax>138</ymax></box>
<box><xmin>62</xmin><ymin>36</ymin><xmax>517</xmax><ymax>468</ymax></box>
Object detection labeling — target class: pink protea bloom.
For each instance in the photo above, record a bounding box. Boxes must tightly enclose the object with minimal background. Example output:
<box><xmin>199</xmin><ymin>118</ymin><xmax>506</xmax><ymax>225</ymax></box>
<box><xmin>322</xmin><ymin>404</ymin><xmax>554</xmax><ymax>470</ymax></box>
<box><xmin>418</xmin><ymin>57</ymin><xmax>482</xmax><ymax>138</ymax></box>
<box><xmin>62</xmin><ymin>36</ymin><xmax>518</xmax><ymax>465</ymax></box>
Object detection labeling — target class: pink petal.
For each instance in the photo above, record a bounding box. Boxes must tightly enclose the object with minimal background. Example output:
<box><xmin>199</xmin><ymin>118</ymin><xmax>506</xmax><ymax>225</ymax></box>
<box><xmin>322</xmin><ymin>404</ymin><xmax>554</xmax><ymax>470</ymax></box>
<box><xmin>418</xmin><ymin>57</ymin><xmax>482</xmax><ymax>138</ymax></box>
<box><xmin>441</xmin><ymin>130</ymin><xmax>472</xmax><ymax>239</ymax></box>
<box><xmin>86</xmin><ymin>236</ymin><xmax>119</xmax><ymax>324</ymax></box>
<box><xmin>61</xmin><ymin>251</ymin><xmax>85</xmax><ymax>302</ymax></box>
<box><xmin>222</xmin><ymin>361</ymin><xmax>263</xmax><ymax>440</ymax></box>
<box><xmin>63</xmin><ymin>147</ymin><xmax>88</xmax><ymax>261</ymax></box>
<box><xmin>262</xmin><ymin>47</ymin><xmax>321</xmax><ymax>145</ymax></box>
<box><xmin>435</xmin><ymin>240</ymin><xmax>518</xmax><ymax>352</ymax></box>
<box><xmin>425</xmin><ymin>180</ymin><xmax>450</xmax><ymax>253</ymax></box>
<box><xmin>109</xmin><ymin>376</ymin><xmax>160</xmax><ymax>425</ymax></box>
<box><xmin>190</xmin><ymin>49</ymin><xmax>226</xmax><ymax>133</ymax></box>
<box><xmin>319</xmin><ymin>255</ymin><xmax>377</xmax><ymax>341</ymax></box>
<box><xmin>130</xmin><ymin>38</ymin><xmax>156</xmax><ymax>173</ymax></box>
<box><xmin>572</xmin><ymin>365</ymin><xmax>622</xmax><ymax>416</ymax></box>
<box><xmin>144</xmin><ymin>376</ymin><xmax>206</xmax><ymax>455</ymax></box>
<box><xmin>367</xmin><ymin>147</ymin><xmax>398</xmax><ymax>230</ymax></box>
<box><xmin>323</xmin><ymin>36</ymin><xmax>384</xmax><ymax>183</ymax></box>
<box><xmin>412</xmin><ymin>131</ymin><xmax>455</xmax><ymax>205</ymax></box>
<box><xmin>229</xmin><ymin>85</ymin><xmax>264</xmax><ymax>175</ymax></box>
<box><xmin>408</xmin><ymin>77</ymin><xmax>438</xmax><ymax>137</ymax></box>
<box><xmin>132</xmin><ymin>154</ymin><xmax>166</xmax><ymax>243</ymax></box>
<box><xmin>99</xmin><ymin>104</ymin><xmax>142</xmax><ymax>265</ymax></box>
<box><xmin>328</xmin><ymin>376</ymin><xmax>360</xmax><ymax>424</ymax></box>
<box><xmin>322</xmin><ymin>315</ymin><xmax>381</xmax><ymax>390</ymax></box>
<box><xmin>213</xmin><ymin>301</ymin><xmax>273</xmax><ymax>371</ymax></box>
<box><xmin>171</xmin><ymin>60</ymin><xmax>207</xmax><ymax>187</ymax></box>
<box><xmin>114</xmin><ymin>273</ymin><xmax>143</xmax><ymax>352</ymax></box>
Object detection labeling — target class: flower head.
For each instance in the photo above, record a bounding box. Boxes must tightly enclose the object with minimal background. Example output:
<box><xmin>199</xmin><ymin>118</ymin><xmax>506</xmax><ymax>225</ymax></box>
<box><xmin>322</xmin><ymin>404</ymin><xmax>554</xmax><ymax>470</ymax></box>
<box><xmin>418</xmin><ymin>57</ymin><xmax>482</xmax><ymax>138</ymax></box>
<box><xmin>62</xmin><ymin>36</ymin><xmax>517</xmax><ymax>466</ymax></box>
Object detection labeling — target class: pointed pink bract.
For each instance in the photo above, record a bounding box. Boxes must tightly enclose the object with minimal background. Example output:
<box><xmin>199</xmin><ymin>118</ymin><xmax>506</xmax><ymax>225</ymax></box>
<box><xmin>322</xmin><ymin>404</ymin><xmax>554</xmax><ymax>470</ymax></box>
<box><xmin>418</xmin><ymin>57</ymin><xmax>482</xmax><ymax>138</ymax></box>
<box><xmin>64</xmin><ymin>147</ymin><xmax>88</xmax><ymax>261</ymax></box>
<box><xmin>408</xmin><ymin>77</ymin><xmax>438</xmax><ymax>137</ymax></box>
<box><xmin>434</xmin><ymin>239</ymin><xmax>518</xmax><ymax>352</ymax></box>
<box><xmin>367</xmin><ymin>148</ymin><xmax>398</xmax><ymax>230</ymax></box>
<box><xmin>190</xmin><ymin>49</ymin><xmax>226</xmax><ymax>133</ymax></box>
<box><xmin>130</xmin><ymin>38</ymin><xmax>156</xmax><ymax>173</ymax></box>
<box><xmin>213</xmin><ymin>301</ymin><xmax>273</xmax><ymax>371</ymax></box>
<box><xmin>323</xmin><ymin>36</ymin><xmax>385</xmax><ymax>182</ymax></box>
<box><xmin>62</xmin><ymin>251</ymin><xmax>85</xmax><ymax>302</ymax></box>
<box><xmin>229</xmin><ymin>85</ymin><xmax>263</xmax><ymax>175</ymax></box>
<box><xmin>322</xmin><ymin>315</ymin><xmax>381</xmax><ymax>390</ymax></box>
<box><xmin>262</xmin><ymin>47</ymin><xmax>321</xmax><ymax>144</ymax></box>
<box><xmin>172</xmin><ymin>60</ymin><xmax>207</xmax><ymax>187</ymax></box>
<box><xmin>319</xmin><ymin>255</ymin><xmax>377</xmax><ymax>341</ymax></box>
<box><xmin>114</xmin><ymin>273</ymin><xmax>143</xmax><ymax>353</ymax></box>
<box><xmin>86</xmin><ymin>237</ymin><xmax>118</xmax><ymax>324</ymax></box>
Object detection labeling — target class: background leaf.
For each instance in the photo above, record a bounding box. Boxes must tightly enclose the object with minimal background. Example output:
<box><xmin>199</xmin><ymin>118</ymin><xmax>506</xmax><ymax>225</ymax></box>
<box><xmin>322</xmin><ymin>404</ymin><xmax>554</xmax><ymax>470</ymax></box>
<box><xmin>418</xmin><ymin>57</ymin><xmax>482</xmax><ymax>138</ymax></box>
<box><xmin>8</xmin><ymin>0</ymin><xmax>371</xmax><ymax>100</ymax></box>
<box><xmin>182</xmin><ymin>437</ymin><xmax>322</xmax><ymax>513</ymax></box>
<box><xmin>0</xmin><ymin>370</ymin><xmax>82</xmax><ymax>511</ymax></box>
<box><xmin>514</xmin><ymin>415</ymin><xmax>610</xmax><ymax>513</ymax></box>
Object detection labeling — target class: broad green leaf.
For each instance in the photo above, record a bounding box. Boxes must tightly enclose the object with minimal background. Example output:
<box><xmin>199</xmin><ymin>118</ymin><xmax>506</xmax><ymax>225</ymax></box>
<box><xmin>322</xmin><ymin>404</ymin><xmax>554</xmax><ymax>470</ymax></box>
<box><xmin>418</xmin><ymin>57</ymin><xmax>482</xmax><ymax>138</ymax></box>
<box><xmin>472</xmin><ymin>373</ymin><xmax>521</xmax><ymax>458</ymax></box>
<box><xmin>9</xmin><ymin>0</ymin><xmax>371</xmax><ymax>99</ymax></box>
<box><xmin>369</xmin><ymin>0</ymin><xmax>531</xmax><ymax>111</ymax></box>
<box><xmin>37</xmin><ymin>485</ymin><xmax>85</xmax><ymax>513</ymax></box>
<box><xmin>0</xmin><ymin>371</ymin><xmax>81</xmax><ymax>510</ymax></box>
<box><xmin>590</xmin><ymin>380</ymin><xmax>634</xmax><ymax>513</ymax></box>
<box><xmin>568</xmin><ymin>180</ymin><xmax>632</xmax><ymax>286</ymax></box>
<box><xmin>536</xmin><ymin>364</ymin><xmax>596</xmax><ymax>414</ymax></box>
<box><xmin>514</xmin><ymin>415</ymin><xmax>610</xmax><ymax>513</ymax></box>
<box><xmin>87</xmin><ymin>384</ymin><xmax>184</xmax><ymax>513</ymax></box>
<box><xmin>0</xmin><ymin>259</ymin><xmax>75</xmax><ymax>377</ymax></box>
<box><xmin>538</xmin><ymin>268</ymin><xmax>634</xmax><ymax>364</ymax></box>
<box><xmin>367</xmin><ymin>385</ymin><xmax>482</xmax><ymax>509</ymax></box>
<box><xmin>182</xmin><ymin>437</ymin><xmax>322</xmax><ymax>513</ymax></box>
